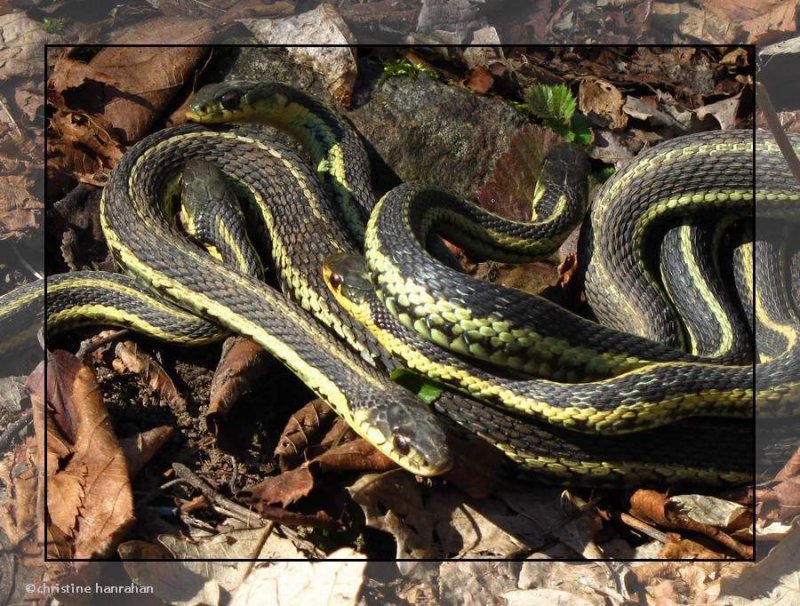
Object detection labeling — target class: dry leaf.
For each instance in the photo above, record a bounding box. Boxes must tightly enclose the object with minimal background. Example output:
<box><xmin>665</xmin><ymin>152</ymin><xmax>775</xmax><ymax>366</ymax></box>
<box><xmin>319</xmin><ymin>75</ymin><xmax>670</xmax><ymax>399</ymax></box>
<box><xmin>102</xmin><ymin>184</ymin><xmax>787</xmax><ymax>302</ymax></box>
<box><xmin>113</xmin><ymin>340</ymin><xmax>187</xmax><ymax>410</ymax></box>
<box><xmin>158</xmin><ymin>527</ymin><xmax>301</xmax><ymax>560</ymax></box>
<box><xmin>578</xmin><ymin>76</ymin><xmax>627</xmax><ymax>130</ymax></box>
<box><xmin>463</xmin><ymin>28</ymin><xmax>504</xmax><ymax>68</ymax></box>
<box><xmin>517</xmin><ymin>561</ymin><xmax>622</xmax><ymax>603</ymax></box>
<box><xmin>245</xmin><ymin>465</ymin><xmax>315</xmax><ymax>508</ymax></box>
<box><xmin>47</xmin><ymin>43</ymin><xmax>210</xmax><ymax>192</ymax></box>
<box><xmin>439</xmin><ymin>561</ymin><xmax>521</xmax><ymax>605</ymax></box>
<box><xmin>695</xmin><ymin>92</ymin><xmax>743</xmax><ymax>130</ymax></box>
<box><xmin>36</xmin><ymin>350</ymin><xmax>134</xmax><ymax>560</ymax></box>
<box><xmin>230</xmin><ymin>549</ymin><xmax>366</xmax><ymax>606</ymax></box>
<box><xmin>740</xmin><ymin>0</ymin><xmax>798</xmax><ymax>43</ymax></box>
<box><xmin>49</xmin><ymin>45</ymin><xmax>208</xmax><ymax>147</ymax></box>
<box><xmin>463</xmin><ymin>65</ymin><xmax>494</xmax><ymax>94</ymax></box>
<box><xmin>274</xmin><ymin>398</ymin><xmax>337</xmax><ymax>471</ymax></box>
<box><xmin>207</xmin><ymin>336</ymin><xmax>273</xmax><ymax>425</ymax></box>
<box><xmin>720</xmin><ymin>518</ymin><xmax>800</xmax><ymax>603</ymax></box>
<box><xmin>651</xmin><ymin>2</ymin><xmax>740</xmax><ymax>44</ymax></box>
<box><xmin>757</xmin><ymin>447</ymin><xmax>800</xmax><ymax>522</ymax></box>
<box><xmin>110</xmin><ymin>15</ymin><xmax>216</xmax><ymax>45</ymax></box>
<box><xmin>0</xmin><ymin>173</ymin><xmax>39</xmax><ymax>239</ymax></box>
<box><xmin>348</xmin><ymin>472</ymin><xmax>436</xmax><ymax>559</ymax></box>
<box><xmin>119</xmin><ymin>425</ymin><xmax>175</xmax><ymax>477</ymax></box>
<box><xmin>123</xmin><ymin>555</ymin><xmax>231</xmax><ymax>606</ymax></box>
<box><xmin>502</xmin><ymin>588</ymin><xmax>597</xmax><ymax>606</ymax></box>
<box><xmin>0</xmin><ymin>433</ymin><xmax>38</xmax><ymax>550</ymax></box>
<box><xmin>312</xmin><ymin>437</ymin><xmax>396</xmax><ymax>473</ymax></box>
<box><xmin>224</xmin><ymin>0</ymin><xmax>296</xmax><ymax>20</ymax></box>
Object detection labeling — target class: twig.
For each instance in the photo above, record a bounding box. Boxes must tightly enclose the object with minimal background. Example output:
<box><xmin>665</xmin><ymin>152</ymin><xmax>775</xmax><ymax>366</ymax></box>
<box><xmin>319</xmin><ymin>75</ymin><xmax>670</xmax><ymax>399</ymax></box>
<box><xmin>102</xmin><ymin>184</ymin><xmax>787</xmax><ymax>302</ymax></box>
<box><xmin>169</xmin><ymin>463</ymin><xmax>324</xmax><ymax>558</ymax></box>
<box><xmin>11</xmin><ymin>244</ymin><xmax>42</xmax><ymax>280</ymax></box>
<box><xmin>76</xmin><ymin>329</ymin><xmax>130</xmax><ymax>358</ymax></box>
<box><xmin>619</xmin><ymin>511</ymin><xmax>670</xmax><ymax>543</ymax></box>
<box><xmin>756</xmin><ymin>82</ymin><xmax>800</xmax><ymax>186</ymax></box>
<box><xmin>170</xmin><ymin>463</ymin><xmax>257</xmax><ymax>522</ymax></box>
<box><xmin>239</xmin><ymin>523</ymin><xmax>275</xmax><ymax>582</ymax></box>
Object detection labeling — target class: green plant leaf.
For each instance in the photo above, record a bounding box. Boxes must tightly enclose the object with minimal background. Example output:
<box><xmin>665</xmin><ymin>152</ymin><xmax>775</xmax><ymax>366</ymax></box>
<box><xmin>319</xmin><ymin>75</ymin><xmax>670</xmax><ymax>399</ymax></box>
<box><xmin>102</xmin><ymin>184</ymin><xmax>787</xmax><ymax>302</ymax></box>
<box><xmin>389</xmin><ymin>368</ymin><xmax>445</xmax><ymax>405</ymax></box>
<box><xmin>526</xmin><ymin>84</ymin><xmax>576</xmax><ymax>126</ymax></box>
<box><xmin>570</xmin><ymin>113</ymin><xmax>594</xmax><ymax>146</ymax></box>
<box><xmin>597</xmin><ymin>165</ymin><xmax>616</xmax><ymax>182</ymax></box>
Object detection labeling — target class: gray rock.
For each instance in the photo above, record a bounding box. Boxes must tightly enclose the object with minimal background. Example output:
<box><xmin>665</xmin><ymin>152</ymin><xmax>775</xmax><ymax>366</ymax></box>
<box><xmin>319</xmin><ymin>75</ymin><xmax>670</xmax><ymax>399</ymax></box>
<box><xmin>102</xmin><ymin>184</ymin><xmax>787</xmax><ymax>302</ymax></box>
<box><xmin>348</xmin><ymin>74</ymin><xmax>528</xmax><ymax>198</ymax></box>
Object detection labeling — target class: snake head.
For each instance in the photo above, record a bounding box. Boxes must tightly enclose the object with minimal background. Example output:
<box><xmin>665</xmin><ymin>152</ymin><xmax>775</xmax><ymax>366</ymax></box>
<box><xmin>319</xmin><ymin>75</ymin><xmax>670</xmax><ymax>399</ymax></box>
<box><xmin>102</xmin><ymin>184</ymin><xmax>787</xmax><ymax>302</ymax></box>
<box><xmin>356</xmin><ymin>387</ymin><xmax>453</xmax><ymax>476</ymax></box>
<box><xmin>187</xmin><ymin>81</ymin><xmax>293</xmax><ymax>124</ymax></box>
<box><xmin>322</xmin><ymin>253</ymin><xmax>372</xmax><ymax>305</ymax></box>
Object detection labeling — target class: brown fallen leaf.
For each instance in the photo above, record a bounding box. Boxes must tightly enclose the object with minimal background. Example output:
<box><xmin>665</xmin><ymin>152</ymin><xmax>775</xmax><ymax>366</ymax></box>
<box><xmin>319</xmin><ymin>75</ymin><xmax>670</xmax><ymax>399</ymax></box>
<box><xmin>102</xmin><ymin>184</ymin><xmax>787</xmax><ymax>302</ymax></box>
<box><xmin>476</xmin><ymin>124</ymin><xmax>564</xmax><ymax>221</ymax></box>
<box><xmin>119</xmin><ymin>425</ymin><xmax>175</xmax><ymax>478</ymax></box>
<box><xmin>348</xmin><ymin>471</ymin><xmax>436</xmax><ymax>559</ymax></box>
<box><xmin>0</xmin><ymin>433</ymin><xmax>39</xmax><ymax>554</ymax></box>
<box><xmin>207</xmin><ymin>336</ymin><xmax>274</xmax><ymax>428</ymax></box>
<box><xmin>757</xmin><ymin>446</ymin><xmax>800</xmax><ymax>522</ymax></box>
<box><xmin>660</xmin><ymin>536</ymin><xmax>737</xmax><ymax>559</ymax></box>
<box><xmin>651</xmin><ymin>2</ymin><xmax>740</xmax><ymax>44</ymax></box>
<box><xmin>695</xmin><ymin>92</ymin><xmax>743</xmax><ymax>130</ymax></box>
<box><xmin>112</xmin><ymin>340</ymin><xmax>187</xmax><ymax>411</ymax></box>
<box><xmin>47</xmin><ymin>43</ymin><xmax>210</xmax><ymax>187</ymax></box>
<box><xmin>463</xmin><ymin>65</ymin><xmax>494</xmax><ymax>94</ymax></box>
<box><xmin>740</xmin><ymin>0</ymin><xmax>798</xmax><ymax>44</ymax></box>
<box><xmin>31</xmin><ymin>350</ymin><xmax>135</xmax><ymax>560</ymax></box>
<box><xmin>0</xmin><ymin>172</ymin><xmax>39</xmax><ymax>239</ymax></box>
<box><xmin>112</xmin><ymin>15</ymin><xmax>216</xmax><ymax>45</ymax></box>
<box><xmin>249</xmin><ymin>436</ymin><xmax>396</xmax><ymax>509</ymax></box>
<box><xmin>245</xmin><ymin>465</ymin><xmax>315</xmax><ymax>508</ymax></box>
<box><xmin>48</xmin><ymin>112</ymin><xmax>123</xmax><ymax>186</ymax></box>
<box><xmin>224</xmin><ymin>0</ymin><xmax>296</xmax><ymax>20</ymax></box>
<box><xmin>274</xmin><ymin>398</ymin><xmax>338</xmax><ymax>471</ymax></box>
<box><xmin>313</xmin><ymin>438</ymin><xmax>397</xmax><ymax>473</ymax></box>
<box><xmin>578</xmin><ymin>76</ymin><xmax>627</xmax><ymax>130</ymax></box>
<box><xmin>0</xmin><ymin>12</ymin><xmax>48</xmax><ymax>80</ymax></box>
<box><xmin>631</xmin><ymin>560</ymin><xmax>739</xmax><ymax>605</ymax></box>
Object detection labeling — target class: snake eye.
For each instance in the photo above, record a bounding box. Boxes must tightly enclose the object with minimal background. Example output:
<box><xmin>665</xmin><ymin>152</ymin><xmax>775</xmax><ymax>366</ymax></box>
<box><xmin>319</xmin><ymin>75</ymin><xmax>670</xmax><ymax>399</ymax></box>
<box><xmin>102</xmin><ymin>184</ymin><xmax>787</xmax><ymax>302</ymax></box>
<box><xmin>329</xmin><ymin>272</ymin><xmax>343</xmax><ymax>290</ymax></box>
<box><xmin>393</xmin><ymin>435</ymin><xmax>411</xmax><ymax>456</ymax></box>
<box><xmin>219</xmin><ymin>90</ymin><xmax>241</xmax><ymax>111</ymax></box>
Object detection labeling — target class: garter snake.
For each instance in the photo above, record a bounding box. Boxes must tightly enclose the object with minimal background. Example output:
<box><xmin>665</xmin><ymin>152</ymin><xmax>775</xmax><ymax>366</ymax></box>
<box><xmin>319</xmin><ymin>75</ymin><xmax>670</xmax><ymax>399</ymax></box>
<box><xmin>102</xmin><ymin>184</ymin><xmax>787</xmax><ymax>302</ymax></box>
<box><xmin>353</xmin><ymin>131</ymin><xmax>800</xmax><ymax>433</ymax></box>
<box><xmin>2</xmin><ymin>80</ymin><xmax>797</xmax><ymax>484</ymax></box>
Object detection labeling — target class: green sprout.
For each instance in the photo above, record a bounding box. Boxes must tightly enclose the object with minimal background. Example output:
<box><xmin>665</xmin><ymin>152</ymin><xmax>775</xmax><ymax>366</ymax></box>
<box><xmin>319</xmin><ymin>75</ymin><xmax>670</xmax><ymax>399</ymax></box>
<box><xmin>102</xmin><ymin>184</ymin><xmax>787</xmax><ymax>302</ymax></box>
<box><xmin>378</xmin><ymin>58</ymin><xmax>440</xmax><ymax>87</ymax></box>
<box><xmin>525</xmin><ymin>84</ymin><xmax>593</xmax><ymax>147</ymax></box>
<box><xmin>42</xmin><ymin>17</ymin><xmax>67</xmax><ymax>34</ymax></box>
